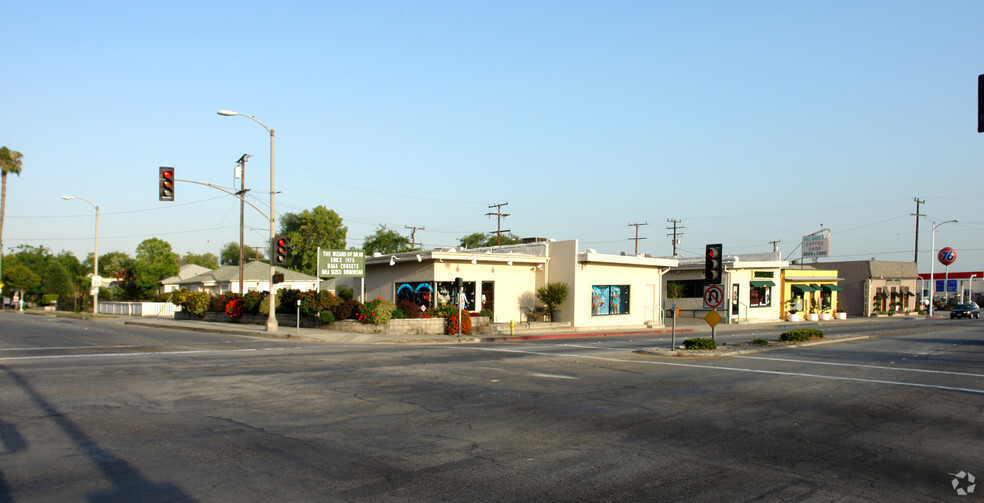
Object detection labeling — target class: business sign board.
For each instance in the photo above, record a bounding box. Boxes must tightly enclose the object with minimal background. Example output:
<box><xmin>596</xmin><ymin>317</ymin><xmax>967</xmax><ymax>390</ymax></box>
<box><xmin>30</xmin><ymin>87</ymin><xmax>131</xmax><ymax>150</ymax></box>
<box><xmin>938</xmin><ymin>247</ymin><xmax>956</xmax><ymax>266</ymax></box>
<box><xmin>802</xmin><ymin>234</ymin><xmax>829</xmax><ymax>258</ymax></box>
<box><xmin>317</xmin><ymin>249</ymin><xmax>365</xmax><ymax>278</ymax></box>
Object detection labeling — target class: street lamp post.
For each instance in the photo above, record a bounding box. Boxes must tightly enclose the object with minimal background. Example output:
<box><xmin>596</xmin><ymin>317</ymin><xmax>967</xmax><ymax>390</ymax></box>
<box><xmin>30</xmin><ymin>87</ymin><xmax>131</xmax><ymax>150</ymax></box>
<box><xmin>61</xmin><ymin>195</ymin><xmax>99</xmax><ymax>316</ymax></box>
<box><xmin>929</xmin><ymin>219</ymin><xmax>958</xmax><ymax>318</ymax></box>
<box><xmin>218</xmin><ymin>109</ymin><xmax>278</xmax><ymax>332</ymax></box>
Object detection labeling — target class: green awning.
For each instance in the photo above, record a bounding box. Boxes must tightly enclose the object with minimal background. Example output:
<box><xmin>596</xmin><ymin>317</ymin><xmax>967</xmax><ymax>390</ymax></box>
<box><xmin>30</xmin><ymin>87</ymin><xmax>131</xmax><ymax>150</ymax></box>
<box><xmin>822</xmin><ymin>285</ymin><xmax>843</xmax><ymax>292</ymax></box>
<box><xmin>750</xmin><ymin>281</ymin><xmax>775</xmax><ymax>287</ymax></box>
<box><xmin>791</xmin><ymin>285</ymin><xmax>816</xmax><ymax>293</ymax></box>
<box><xmin>810</xmin><ymin>284</ymin><xmax>822</xmax><ymax>290</ymax></box>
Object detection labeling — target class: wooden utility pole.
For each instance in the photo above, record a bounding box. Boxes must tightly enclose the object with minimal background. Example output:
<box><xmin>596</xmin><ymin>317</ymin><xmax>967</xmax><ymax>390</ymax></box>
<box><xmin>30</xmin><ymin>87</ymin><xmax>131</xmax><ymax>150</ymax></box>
<box><xmin>628</xmin><ymin>222</ymin><xmax>648</xmax><ymax>255</ymax></box>
<box><xmin>912</xmin><ymin>197</ymin><xmax>925</xmax><ymax>265</ymax></box>
<box><xmin>769</xmin><ymin>239</ymin><xmax>781</xmax><ymax>253</ymax></box>
<box><xmin>665</xmin><ymin>219</ymin><xmax>684</xmax><ymax>257</ymax></box>
<box><xmin>405</xmin><ymin>225</ymin><xmax>425</xmax><ymax>249</ymax></box>
<box><xmin>486</xmin><ymin>202</ymin><xmax>511</xmax><ymax>246</ymax></box>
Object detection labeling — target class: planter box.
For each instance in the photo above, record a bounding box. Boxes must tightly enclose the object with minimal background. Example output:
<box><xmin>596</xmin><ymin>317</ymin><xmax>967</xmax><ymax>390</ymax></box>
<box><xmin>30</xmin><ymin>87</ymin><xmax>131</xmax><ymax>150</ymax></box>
<box><xmin>836</xmin><ymin>312</ymin><xmax>847</xmax><ymax>320</ymax></box>
<box><xmin>820</xmin><ymin>313</ymin><xmax>831</xmax><ymax>321</ymax></box>
<box><xmin>787</xmin><ymin>313</ymin><xmax>801</xmax><ymax>322</ymax></box>
<box><xmin>806</xmin><ymin>313</ymin><xmax>819</xmax><ymax>321</ymax></box>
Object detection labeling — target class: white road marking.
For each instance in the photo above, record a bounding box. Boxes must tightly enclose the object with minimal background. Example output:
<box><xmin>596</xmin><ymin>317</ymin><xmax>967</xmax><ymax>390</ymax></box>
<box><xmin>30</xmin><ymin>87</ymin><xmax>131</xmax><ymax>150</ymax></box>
<box><xmin>0</xmin><ymin>346</ymin><xmax>298</xmax><ymax>362</ymax></box>
<box><xmin>464</xmin><ymin>347</ymin><xmax>984</xmax><ymax>395</ymax></box>
<box><xmin>734</xmin><ymin>355</ymin><xmax>984</xmax><ymax>379</ymax></box>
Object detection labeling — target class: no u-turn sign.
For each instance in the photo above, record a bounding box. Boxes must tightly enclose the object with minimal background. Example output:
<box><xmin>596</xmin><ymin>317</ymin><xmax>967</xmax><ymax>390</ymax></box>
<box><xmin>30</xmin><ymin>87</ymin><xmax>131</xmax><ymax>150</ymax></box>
<box><xmin>703</xmin><ymin>284</ymin><xmax>725</xmax><ymax>309</ymax></box>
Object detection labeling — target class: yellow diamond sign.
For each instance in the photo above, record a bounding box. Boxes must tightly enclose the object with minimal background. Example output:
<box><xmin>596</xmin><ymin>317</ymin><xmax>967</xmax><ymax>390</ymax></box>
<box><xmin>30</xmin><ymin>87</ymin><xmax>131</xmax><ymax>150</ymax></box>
<box><xmin>704</xmin><ymin>309</ymin><xmax>722</xmax><ymax>328</ymax></box>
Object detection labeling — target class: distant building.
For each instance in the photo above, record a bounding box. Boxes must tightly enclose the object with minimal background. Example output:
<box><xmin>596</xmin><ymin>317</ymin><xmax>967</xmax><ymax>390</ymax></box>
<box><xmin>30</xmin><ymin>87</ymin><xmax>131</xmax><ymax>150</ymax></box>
<box><xmin>663</xmin><ymin>252</ymin><xmax>787</xmax><ymax>324</ymax></box>
<box><xmin>172</xmin><ymin>261</ymin><xmax>317</xmax><ymax>295</ymax></box>
<box><xmin>362</xmin><ymin>239</ymin><xmax>678</xmax><ymax>329</ymax></box>
<box><xmin>821</xmin><ymin>260</ymin><xmax>917</xmax><ymax>316</ymax></box>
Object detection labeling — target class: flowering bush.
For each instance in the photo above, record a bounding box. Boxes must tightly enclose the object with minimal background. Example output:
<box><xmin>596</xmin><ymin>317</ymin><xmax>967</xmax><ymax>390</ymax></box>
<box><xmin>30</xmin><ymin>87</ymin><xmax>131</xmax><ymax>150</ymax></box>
<box><xmin>357</xmin><ymin>297</ymin><xmax>396</xmax><ymax>325</ymax></box>
<box><xmin>445</xmin><ymin>309</ymin><xmax>472</xmax><ymax>335</ymax></box>
<box><xmin>335</xmin><ymin>299</ymin><xmax>361</xmax><ymax>320</ymax></box>
<box><xmin>224</xmin><ymin>298</ymin><xmax>245</xmax><ymax>320</ymax></box>
<box><xmin>398</xmin><ymin>301</ymin><xmax>424</xmax><ymax>319</ymax></box>
<box><xmin>182</xmin><ymin>291</ymin><xmax>211</xmax><ymax>317</ymax></box>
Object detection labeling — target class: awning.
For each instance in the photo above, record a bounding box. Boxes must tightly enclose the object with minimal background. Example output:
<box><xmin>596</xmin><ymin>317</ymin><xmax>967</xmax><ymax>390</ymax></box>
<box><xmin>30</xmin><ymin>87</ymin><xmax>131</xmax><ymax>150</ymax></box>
<box><xmin>810</xmin><ymin>284</ymin><xmax>822</xmax><ymax>290</ymax></box>
<box><xmin>791</xmin><ymin>285</ymin><xmax>816</xmax><ymax>293</ymax></box>
<box><xmin>750</xmin><ymin>281</ymin><xmax>775</xmax><ymax>287</ymax></box>
<box><xmin>822</xmin><ymin>285</ymin><xmax>843</xmax><ymax>292</ymax></box>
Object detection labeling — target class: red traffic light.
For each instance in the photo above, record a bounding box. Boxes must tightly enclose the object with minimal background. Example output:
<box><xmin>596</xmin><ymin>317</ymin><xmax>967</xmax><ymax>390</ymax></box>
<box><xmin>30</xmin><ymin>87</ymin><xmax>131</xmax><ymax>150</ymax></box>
<box><xmin>159</xmin><ymin>167</ymin><xmax>175</xmax><ymax>201</ymax></box>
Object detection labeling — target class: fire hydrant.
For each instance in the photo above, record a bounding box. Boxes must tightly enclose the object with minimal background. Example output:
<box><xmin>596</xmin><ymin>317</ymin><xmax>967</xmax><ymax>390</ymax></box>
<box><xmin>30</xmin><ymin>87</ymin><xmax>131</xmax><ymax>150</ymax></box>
<box><xmin>509</xmin><ymin>319</ymin><xmax>516</xmax><ymax>336</ymax></box>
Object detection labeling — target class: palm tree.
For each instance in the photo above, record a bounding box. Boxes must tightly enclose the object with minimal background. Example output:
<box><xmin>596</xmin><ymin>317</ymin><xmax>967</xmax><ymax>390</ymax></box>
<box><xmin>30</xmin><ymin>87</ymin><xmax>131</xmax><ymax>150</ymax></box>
<box><xmin>0</xmin><ymin>146</ymin><xmax>24</xmax><ymax>258</ymax></box>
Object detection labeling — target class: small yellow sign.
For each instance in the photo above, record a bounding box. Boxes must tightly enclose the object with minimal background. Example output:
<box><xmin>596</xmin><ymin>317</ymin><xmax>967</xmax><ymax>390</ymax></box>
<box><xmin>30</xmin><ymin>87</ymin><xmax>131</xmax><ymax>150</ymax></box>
<box><xmin>704</xmin><ymin>309</ymin><xmax>722</xmax><ymax>328</ymax></box>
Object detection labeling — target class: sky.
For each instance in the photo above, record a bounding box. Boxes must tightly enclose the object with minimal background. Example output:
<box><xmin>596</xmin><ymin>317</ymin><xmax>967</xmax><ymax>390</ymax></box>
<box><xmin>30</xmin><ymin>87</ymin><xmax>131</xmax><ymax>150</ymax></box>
<box><xmin>3</xmin><ymin>1</ymin><xmax>983</xmax><ymax>274</ymax></box>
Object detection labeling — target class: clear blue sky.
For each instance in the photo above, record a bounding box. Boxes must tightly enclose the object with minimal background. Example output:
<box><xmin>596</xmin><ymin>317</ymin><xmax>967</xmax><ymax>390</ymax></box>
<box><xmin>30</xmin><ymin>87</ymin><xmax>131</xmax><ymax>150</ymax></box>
<box><xmin>3</xmin><ymin>1</ymin><xmax>982</xmax><ymax>274</ymax></box>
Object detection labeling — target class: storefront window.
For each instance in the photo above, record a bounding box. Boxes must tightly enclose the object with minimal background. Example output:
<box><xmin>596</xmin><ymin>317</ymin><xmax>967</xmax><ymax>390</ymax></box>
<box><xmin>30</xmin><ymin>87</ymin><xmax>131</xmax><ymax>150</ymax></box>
<box><xmin>592</xmin><ymin>285</ymin><xmax>629</xmax><ymax>316</ymax></box>
<box><xmin>749</xmin><ymin>286</ymin><xmax>771</xmax><ymax>307</ymax></box>
<box><xmin>436</xmin><ymin>281</ymin><xmax>476</xmax><ymax>311</ymax></box>
<box><xmin>395</xmin><ymin>282</ymin><xmax>434</xmax><ymax>309</ymax></box>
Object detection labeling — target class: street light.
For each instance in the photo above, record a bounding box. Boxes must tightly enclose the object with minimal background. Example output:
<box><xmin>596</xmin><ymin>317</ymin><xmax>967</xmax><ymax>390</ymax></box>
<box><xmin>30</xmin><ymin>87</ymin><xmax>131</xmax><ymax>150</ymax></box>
<box><xmin>218</xmin><ymin>109</ymin><xmax>278</xmax><ymax>332</ymax></box>
<box><xmin>929</xmin><ymin>219</ymin><xmax>958</xmax><ymax>317</ymax></box>
<box><xmin>61</xmin><ymin>195</ymin><xmax>99</xmax><ymax>316</ymax></box>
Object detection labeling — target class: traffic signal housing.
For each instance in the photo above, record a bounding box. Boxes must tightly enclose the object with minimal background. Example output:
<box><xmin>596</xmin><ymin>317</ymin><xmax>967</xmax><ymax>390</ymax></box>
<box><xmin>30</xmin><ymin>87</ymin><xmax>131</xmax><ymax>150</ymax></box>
<box><xmin>159</xmin><ymin>167</ymin><xmax>174</xmax><ymax>201</ymax></box>
<box><xmin>272</xmin><ymin>235</ymin><xmax>288</xmax><ymax>265</ymax></box>
<box><xmin>704</xmin><ymin>243</ymin><xmax>723</xmax><ymax>283</ymax></box>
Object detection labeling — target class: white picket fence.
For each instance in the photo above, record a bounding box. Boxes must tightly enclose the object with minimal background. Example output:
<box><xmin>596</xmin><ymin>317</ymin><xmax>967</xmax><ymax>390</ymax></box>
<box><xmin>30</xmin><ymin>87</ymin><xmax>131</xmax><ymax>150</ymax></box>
<box><xmin>98</xmin><ymin>301</ymin><xmax>179</xmax><ymax>318</ymax></box>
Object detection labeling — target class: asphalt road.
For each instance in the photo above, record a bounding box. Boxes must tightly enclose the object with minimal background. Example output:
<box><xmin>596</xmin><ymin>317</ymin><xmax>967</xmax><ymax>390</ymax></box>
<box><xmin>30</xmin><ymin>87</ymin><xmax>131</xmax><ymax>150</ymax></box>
<box><xmin>0</xmin><ymin>313</ymin><xmax>982</xmax><ymax>502</ymax></box>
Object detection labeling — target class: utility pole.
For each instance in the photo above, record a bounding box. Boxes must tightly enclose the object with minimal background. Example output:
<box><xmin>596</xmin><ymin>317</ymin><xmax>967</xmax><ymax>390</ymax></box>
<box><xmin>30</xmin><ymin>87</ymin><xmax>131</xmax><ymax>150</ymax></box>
<box><xmin>405</xmin><ymin>225</ymin><xmax>425</xmax><ymax>249</ymax></box>
<box><xmin>769</xmin><ymin>239</ymin><xmax>781</xmax><ymax>253</ymax></box>
<box><xmin>912</xmin><ymin>197</ymin><xmax>925</xmax><ymax>265</ymax></box>
<box><xmin>628</xmin><ymin>222</ymin><xmax>648</xmax><ymax>255</ymax></box>
<box><xmin>235</xmin><ymin>154</ymin><xmax>251</xmax><ymax>295</ymax></box>
<box><xmin>486</xmin><ymin>202</ymin><xmax>511</xmax><ymax>246</ymax></box>
<box><xmin>666</xmin><ymin>219</ymin><xmax>684</xmax><ymax>257</ymax></box>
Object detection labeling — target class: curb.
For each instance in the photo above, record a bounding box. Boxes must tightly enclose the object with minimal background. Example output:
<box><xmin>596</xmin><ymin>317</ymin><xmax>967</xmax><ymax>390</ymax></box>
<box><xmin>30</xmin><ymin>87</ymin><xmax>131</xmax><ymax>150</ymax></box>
<box><xmin>481</xmin><ymin>328</ymin><xmax>696</xmax><ymax>343</ymax></box>
<box><xmin>635</xmin><ymin>335</ymin><xmax>870</xmax><ymax>357</ymax></box>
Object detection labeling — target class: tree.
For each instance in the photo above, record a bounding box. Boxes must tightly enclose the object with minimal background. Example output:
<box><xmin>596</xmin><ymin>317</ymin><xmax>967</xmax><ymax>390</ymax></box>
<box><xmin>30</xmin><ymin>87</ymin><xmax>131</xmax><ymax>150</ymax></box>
<box><xmin>134</xmin><ymin>238</ymin><xmax>179</xmax><ymax>294</ymax></box>
<box><xmin>279</xmin><ymin>205</ymin><xmax>347</xmax><ymax>276</ymax></box>
<box><xmin>3</xmin><ymin>264</ymin><xmax>41</xmax><ymax>305</ymax></box>
<box><xmin>459</xmin><ymin>232</ymin><xmax>521</xmax><ymax>248</ymax></box>
<box><xmin>98</xmin><ymin>251</ymin><xmax>135</xmax><ymax>279</ymax></box>
<box><xmin>363</xmin><ymin>225</ymin><xmax>414</xmax><ymax>255</ymax></box>
<box><xmin>0</xmin><ymin>146</ymin><xmax>23</xmax><ymax>260</ymax></box>
<box><xmin>181</xmin><ymin>251</ymin><xmax>219</xmax><ymax>269</ymax></box>
<box><xmin>219</xmin><ymin>242</ymin><xmax>265</xmax><ymax>266</ymax></box>
<box><xmin>41</xmin><ymin>259</ymin><xmax>74</xmax><ymax>310</ymax></box>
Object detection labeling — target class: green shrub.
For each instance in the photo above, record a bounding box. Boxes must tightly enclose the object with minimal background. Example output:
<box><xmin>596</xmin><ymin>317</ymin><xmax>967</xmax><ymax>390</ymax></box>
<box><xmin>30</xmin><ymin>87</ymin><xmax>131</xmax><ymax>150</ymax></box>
<box><xmin>357</xmin><ymin>297</ymin><xmax>396</xmax><ymax>325</ymax></box>
<box><xmin>336</xmin><ymin>285</ymin><xmax>354</xmax><ymax>301</ymax></box>
<box><xmin>682</xmin><ymin>337</ymin><xmax>717</xmax><ymax>350</ymax></box>
<box><xmin>750</xmin><ymin>338</ymin><xmax>769</xmax><ymax>346</ymax></box>
<box><xmin>391</xmin><ymin>307</ymin><xmax>406</xmax><ymax>319</ymax></box>
<box><xmin>479</xmin><ymin>309</ymin><xmax>494</xmax><ymax>319</ymax></box>
<box><xmin>41</xmin><ymin>294</ymin><xmax>59</xmax><ymax>306</ymax></box>
<box><xmin>258</xmin><ymin>290</ymin><xmax>282</xmax><ymax>315</ymax></box>
<box><xmin>779</xmin><ymin>328</ymin><xmax>824</xmax><ymax>342</ymax></box>
<box><xmin>243</xmin><ymin>291</ymin><xmax>265</xmax><ymax>314</ymax></box>
<box><xmin>319</xmin><ymin>310</ymin><xmax>336</xmax><ymax>324</ymax></box>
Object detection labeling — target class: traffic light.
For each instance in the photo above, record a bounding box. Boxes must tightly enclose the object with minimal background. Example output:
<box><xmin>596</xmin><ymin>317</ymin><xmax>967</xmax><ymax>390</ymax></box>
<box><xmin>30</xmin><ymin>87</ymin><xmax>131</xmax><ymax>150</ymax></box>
<box><xmin>271</xmin><ymin>272</ymin><xmax>285</xmax><ymax>284</ymax></box>
<box><xmin>978</xmin><ymin>74</ymin><xmax>984</xmax><ymax>133</ymax></box>
<box><xmin>159</xmin><ymin>167</ymin><xmax>174</xmax><ymax>201</ymax></box>
<box><xmin>272</xmin><ymin>235</ymin><xmax>288</xmax><ymax>265</ymax></box>
<box><xmin>704</xmin><ymin>243</ymin><xmax>723</xmax><ymax>283</ymax></box>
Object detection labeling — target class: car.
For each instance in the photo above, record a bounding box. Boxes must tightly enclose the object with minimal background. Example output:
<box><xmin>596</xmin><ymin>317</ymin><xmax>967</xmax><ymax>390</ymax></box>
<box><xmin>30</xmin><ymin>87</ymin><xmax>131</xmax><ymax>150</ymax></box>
<box><xmin>950</xmin><ymin>303</ymin><xmax>980</xmax><ymax>319</ymax></box>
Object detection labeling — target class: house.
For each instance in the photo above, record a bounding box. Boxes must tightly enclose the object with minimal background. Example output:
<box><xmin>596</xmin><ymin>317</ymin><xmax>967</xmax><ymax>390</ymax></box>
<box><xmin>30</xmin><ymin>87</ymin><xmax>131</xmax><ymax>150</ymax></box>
<box><xmin>161</xmin><ymin>264</ymin><xmax>212</xmax><ymax>293</ymax></box>
<box><xmin>822</xmin><ymin>260</ymin><xmax>917</xmax><ymax>316</ymax></box>
<box><xmin>662</xmin><ymin>252</ymin><xmax>786</xmax><ymax>324</ymax></box>
<box><xmin>362</xmin><ymin>239</ymin><xmax>678</xmax><ymax>330</ymax></box>
<box><xmin>173</xmin><ymin>261</ymin><xmax>318</xmax><ymax>295</ymax></box>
